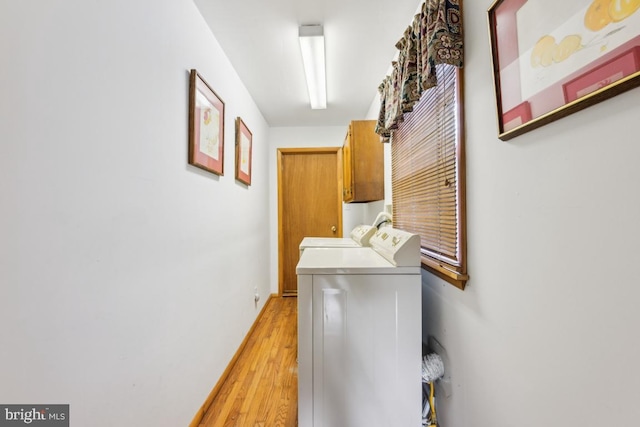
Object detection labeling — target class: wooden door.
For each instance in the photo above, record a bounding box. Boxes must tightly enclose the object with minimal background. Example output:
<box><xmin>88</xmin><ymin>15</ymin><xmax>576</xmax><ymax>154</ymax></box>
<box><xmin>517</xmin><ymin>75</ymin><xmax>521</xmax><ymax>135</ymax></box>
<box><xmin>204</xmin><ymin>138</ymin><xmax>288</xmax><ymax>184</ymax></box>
<box><xmin>277</xmin><ymin>148</ymin><xmax>342</xmax><ymax>295</ymax></box>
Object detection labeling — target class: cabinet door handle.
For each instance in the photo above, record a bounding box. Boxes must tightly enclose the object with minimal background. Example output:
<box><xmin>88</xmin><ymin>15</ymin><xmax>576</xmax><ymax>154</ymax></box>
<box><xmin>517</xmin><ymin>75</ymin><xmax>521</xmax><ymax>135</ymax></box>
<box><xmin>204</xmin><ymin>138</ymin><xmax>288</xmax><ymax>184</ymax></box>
<box><xmin>331</xmin><ymin>226</ymin><xmax>337</xmax><ymax>233</ymax></box>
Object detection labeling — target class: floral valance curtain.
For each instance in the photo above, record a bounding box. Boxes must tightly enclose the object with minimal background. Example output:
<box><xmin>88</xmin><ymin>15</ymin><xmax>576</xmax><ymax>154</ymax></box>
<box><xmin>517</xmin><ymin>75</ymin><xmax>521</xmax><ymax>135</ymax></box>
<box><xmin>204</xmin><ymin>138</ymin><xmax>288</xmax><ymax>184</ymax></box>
<box><xmin>375</xmin><ymin>0</ymin><xmax>463</xmax><ymax>142</ymax></box>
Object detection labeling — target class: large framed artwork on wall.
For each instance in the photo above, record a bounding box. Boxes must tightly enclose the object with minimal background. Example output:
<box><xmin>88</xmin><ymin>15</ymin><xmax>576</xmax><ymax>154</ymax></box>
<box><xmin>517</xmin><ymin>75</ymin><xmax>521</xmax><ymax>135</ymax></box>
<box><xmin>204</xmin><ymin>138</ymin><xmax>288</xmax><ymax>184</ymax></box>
<box><xmin>488</xmin><ymin>0</ymin><xmax>640</xmax><ymax>140</ymax></box>
<box><xmin>188</xmin><ymin>69</ymin><xmax>225</xmax><ymax>175</ymax></box>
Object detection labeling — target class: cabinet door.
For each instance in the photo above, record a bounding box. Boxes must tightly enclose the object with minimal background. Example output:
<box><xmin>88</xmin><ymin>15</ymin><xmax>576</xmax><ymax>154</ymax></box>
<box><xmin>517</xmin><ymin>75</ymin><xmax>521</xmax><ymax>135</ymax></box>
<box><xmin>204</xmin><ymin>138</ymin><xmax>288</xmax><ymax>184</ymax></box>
<box><xmin>343</xmin><ymin>120</ymin><xmax>384</xmax><ymax>203</ymax></box>
<box><xmin>342</xmin><ymin>129</ymin><xmax>353</xmax><ymax>202</ymax></box>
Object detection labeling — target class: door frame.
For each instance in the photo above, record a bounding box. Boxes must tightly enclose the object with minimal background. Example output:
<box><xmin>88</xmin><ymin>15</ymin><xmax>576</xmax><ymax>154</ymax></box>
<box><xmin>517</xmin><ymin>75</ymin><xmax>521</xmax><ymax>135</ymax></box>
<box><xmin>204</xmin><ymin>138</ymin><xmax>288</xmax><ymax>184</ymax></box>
<box><xmin>277</xmin><ymin>147</ymin><xmax>343</xmax><ymax>296</ymax></box>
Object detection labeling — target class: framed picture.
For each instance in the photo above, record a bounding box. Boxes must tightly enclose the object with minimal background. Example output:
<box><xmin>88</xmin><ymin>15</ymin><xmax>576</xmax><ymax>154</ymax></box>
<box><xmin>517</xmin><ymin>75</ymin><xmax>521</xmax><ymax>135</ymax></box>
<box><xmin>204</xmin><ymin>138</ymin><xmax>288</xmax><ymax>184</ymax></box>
<box><xmin>188</xmin><ymin>69</ymin><xmax>225</xmax><ymax>175</ymax></box>
<box><xmin>235</xmin><ymin>117</ymin><xmax>253</xmax><ymax>185</ymax></box>
<box><xmin>488</xmin><ymin>0</ymin><xmax>640</xmax><ymax>141</ymax></box>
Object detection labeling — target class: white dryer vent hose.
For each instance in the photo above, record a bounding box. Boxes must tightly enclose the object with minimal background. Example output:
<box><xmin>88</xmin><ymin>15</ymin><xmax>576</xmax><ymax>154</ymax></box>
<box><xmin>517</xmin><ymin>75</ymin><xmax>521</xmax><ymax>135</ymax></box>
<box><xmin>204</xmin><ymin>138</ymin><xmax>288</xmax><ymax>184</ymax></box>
<box><xmin>373</xmin><ymin>211</ymin><xmax>392</xmax><ymax>228</ymax></box>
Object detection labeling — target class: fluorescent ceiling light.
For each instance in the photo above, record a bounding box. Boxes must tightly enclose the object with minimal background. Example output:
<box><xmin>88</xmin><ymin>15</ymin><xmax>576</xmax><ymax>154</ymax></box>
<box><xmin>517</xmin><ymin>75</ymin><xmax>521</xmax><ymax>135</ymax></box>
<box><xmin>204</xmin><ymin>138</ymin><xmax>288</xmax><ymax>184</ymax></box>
<box><xmin>298</xmin><ymin>25</ymin><xmax>327</xmax><ymax>110</ymax></box>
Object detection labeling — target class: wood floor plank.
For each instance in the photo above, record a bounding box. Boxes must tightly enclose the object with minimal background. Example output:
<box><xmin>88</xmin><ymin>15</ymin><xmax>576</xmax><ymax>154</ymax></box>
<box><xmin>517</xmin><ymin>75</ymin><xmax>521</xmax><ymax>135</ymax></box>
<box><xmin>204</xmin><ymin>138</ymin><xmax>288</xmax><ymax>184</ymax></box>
<box><xmin>200</xmin><ymin>297</ymin><xmax>298</xmax><ymax>427</ymax></box>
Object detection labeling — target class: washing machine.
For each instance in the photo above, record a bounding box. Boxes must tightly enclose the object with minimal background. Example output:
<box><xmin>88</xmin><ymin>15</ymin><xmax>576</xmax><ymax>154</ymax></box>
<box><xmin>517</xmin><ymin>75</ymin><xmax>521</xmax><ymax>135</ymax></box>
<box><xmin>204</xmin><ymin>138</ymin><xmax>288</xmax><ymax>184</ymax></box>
<box><xmin>296</xmin><ymin>227</ymin><xmax>422</xmax><ymax>427</ymax></box>
<box><xmin>298</xmin><ymin>224</ymin><xmax>376</xmax><ymax>256</ymax></box>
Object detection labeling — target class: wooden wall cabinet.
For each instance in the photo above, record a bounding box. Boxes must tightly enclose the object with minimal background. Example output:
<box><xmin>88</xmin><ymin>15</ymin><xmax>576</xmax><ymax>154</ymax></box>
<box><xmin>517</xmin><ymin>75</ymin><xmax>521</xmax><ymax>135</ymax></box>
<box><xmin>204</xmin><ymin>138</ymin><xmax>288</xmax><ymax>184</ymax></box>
<box><xmin>342</xmin><ymin>120</ymin><xmax>384</xmax><ymax>203</ymax></box>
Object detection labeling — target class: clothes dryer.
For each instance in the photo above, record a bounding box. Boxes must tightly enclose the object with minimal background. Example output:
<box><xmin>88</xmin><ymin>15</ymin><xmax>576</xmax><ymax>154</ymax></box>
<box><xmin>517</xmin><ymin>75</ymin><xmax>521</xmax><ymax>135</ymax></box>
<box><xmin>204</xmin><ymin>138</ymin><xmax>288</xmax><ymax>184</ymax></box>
<box><xmin>298</xmin><ymin>224</ymin><xmax>376</xmax><ymax>255</ymax></box>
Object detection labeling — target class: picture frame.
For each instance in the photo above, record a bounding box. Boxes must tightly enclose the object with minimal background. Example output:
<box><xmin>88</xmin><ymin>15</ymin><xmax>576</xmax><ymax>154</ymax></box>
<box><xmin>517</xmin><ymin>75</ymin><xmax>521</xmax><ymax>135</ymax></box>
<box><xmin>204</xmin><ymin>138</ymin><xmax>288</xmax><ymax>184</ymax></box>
<box><xmin>235</xmin><ymin>117</ymin><xmax>253</xmax><ymax>186</ymax></box>
<box><xmin>188</xmin><ymin>69</ymin><xmax>225</xmax><ymax>175</ymax></box>
<box><xmin>488</xmin><ymin>0</ymin><xmax>640</xmax><ymax>141</ymax></box>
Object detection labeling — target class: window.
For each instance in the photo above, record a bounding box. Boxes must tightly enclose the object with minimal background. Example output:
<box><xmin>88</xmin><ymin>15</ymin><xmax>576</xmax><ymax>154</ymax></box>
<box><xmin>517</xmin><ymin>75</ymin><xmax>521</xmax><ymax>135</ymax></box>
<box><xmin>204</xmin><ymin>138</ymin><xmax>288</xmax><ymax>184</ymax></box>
<box><xmin>391</xmin><ymin>64</ymin><xmax>468</xmax><ymax>289</ymax></box>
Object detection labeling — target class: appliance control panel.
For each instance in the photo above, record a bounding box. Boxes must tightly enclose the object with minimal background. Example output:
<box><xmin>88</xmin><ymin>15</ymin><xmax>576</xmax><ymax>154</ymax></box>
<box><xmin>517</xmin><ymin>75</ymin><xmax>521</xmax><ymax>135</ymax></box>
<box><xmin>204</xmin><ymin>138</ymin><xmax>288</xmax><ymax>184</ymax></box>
<box><xmin>369</xmin><ymin>228</ymin><xmax>421</xmax><ymax>266</ymax></box>
<box><xmin>349</xmin><ymin>224</ymin><xmax>376</xmax><ymax>246</ymax></box>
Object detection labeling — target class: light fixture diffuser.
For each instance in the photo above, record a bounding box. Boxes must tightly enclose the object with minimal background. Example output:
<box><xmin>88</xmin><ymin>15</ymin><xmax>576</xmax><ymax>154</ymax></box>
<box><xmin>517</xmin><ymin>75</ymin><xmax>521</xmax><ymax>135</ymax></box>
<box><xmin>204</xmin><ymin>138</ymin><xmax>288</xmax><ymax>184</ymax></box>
<box><xmin>298</xmin><ymin>24</ymin><xmax>327</xmax><ymax>109</ymax></box>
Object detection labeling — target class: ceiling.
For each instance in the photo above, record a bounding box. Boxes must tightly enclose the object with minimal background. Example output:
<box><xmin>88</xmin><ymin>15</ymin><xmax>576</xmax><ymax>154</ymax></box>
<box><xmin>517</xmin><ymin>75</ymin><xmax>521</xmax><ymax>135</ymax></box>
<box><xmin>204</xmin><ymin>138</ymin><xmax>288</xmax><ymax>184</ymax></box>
<box><xmin>194</xmin><ymin>0</ymin><xmax>421</xmax><ymax>127</ymax></box>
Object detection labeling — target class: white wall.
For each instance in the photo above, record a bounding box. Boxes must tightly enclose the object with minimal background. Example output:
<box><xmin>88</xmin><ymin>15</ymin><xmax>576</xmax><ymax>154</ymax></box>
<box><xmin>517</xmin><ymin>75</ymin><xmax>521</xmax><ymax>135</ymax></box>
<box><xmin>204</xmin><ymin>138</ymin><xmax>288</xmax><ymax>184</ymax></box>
<box><xmin>0</xmin><ymin>1</ymin><xmax>270</xmax><ymax>425</ymax></box>
<box><xmin>393</xmin><ymin>1</ymin><xmax>640</xmax><ymax>425</ymax></box>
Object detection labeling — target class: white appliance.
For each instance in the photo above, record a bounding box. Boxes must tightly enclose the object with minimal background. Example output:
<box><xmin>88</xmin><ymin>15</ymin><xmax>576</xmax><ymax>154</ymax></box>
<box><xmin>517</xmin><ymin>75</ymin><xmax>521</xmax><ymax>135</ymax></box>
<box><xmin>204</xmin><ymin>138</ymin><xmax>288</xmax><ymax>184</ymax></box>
<box><xmin>298</xmin><ymin>224</ymin><xmax>376</xmax><ymax>255</ymax></box>
<box><xmin>296</xmin><ymin>228</ymin><xmax>422</xmax><ymax>427</ymax></box>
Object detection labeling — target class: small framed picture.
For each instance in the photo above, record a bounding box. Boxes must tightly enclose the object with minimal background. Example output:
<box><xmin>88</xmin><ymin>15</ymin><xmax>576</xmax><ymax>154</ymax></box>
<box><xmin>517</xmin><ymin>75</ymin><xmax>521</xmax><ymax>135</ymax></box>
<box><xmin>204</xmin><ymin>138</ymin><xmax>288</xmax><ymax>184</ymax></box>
<box><xmin>235</xmin><ymin>117</ymin><xmax>253</xmax><ymax>186</ymax></box>
<box><xmin>188</xmin><ymin>69</ymin><xmax>225</xmax><ymax>175</ymax></box>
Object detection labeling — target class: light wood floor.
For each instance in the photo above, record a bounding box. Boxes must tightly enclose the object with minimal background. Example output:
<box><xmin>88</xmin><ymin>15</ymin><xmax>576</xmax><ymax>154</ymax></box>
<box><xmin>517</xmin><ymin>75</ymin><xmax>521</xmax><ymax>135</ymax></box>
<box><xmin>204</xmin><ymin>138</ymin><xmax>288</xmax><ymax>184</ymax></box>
<box><xmin>200</xmin><ymin>296</ymin><xmax>298</xmax><ymax>427</ymax></box>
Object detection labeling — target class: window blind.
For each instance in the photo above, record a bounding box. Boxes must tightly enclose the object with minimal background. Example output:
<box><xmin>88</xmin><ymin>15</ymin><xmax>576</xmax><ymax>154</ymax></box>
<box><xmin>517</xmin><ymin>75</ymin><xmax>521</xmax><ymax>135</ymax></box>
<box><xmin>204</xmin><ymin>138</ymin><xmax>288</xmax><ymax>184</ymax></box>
<box><xmin>391</xmin><ymin>64</ymin><xmax>467</xmax><ymax>288</ymax></box>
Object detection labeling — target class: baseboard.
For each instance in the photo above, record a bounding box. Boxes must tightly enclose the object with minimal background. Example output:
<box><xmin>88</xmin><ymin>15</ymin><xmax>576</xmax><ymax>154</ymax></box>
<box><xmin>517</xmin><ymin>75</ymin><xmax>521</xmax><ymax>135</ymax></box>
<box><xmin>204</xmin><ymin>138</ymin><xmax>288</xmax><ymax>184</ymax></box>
<box><xmin>188</xmin><ymin>293</ymin><xmax>277</xmax><ymax>427</ymax></box>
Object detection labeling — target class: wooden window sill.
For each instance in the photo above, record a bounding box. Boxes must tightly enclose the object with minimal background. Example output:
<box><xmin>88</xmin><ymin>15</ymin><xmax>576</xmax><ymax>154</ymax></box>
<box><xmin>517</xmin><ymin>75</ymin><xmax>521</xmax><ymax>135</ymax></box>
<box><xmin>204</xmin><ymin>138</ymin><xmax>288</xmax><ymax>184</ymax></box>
<box><xmin>421</xmin><ymin>256</ymin><xmax>468</xmax><ymax>290</ymax></box>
